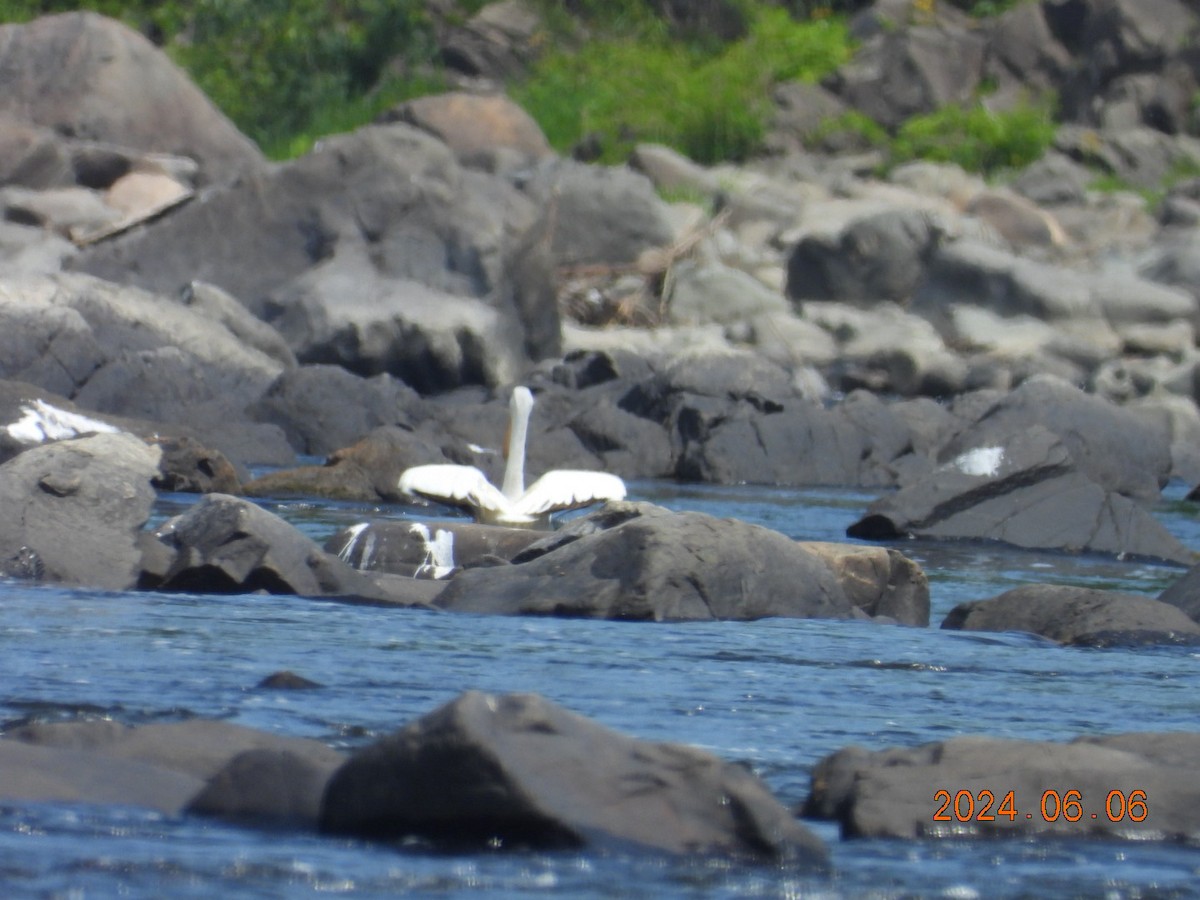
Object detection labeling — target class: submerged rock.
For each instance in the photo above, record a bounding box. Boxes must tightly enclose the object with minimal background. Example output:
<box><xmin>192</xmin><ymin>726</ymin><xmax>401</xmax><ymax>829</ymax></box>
<box><xmin>941</xmin><ymin>584</ymin><xmax>1200</xmax><ymax>646</ymax></box>
<box><xmin>320</xmin><ymin>690</ymin><xmax>828</xmax><ymax>863</ymax></box>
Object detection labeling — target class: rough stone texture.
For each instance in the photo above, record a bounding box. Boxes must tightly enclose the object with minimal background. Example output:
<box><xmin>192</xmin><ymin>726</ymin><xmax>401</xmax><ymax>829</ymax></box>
<box><xmin>0</xmin><ymin>431</ymin><xmax>159</xmax><ymax>589</ymax></box>
<box><xmin>804</xmin><ymin>732</ymin><xmax>1200</xmax><ymax>842</ymax></box>
<box><xmin>320</xmin><ymin>690</ymin><xmax>828</xmax><ymax>863</ymax></box>
<box><xmin>941</xmin><ymin>584</ymin><xmax>1200</xmax><ymax>646</ymax></box>
<box><xmin>432</xmin><ymin>502</ymin><xmax>858</xmax><ymax>622</ymax></box>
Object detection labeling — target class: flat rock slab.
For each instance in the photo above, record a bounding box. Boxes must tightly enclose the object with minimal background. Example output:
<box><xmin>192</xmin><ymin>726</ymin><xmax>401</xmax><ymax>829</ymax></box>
<box><xmin>847</xmin><ymin>426</ymin><xmax>1195</xmax><ymax>566</ymax></box>
<box><xmin>3</xmin><ymin>718</ymin><xmax>344</xmax><ymax>824</ymax></box>
<box><xmin>320</xmin><ymin>690</ymin><xmax>828</xmax><ymax>863</ymax></box>
<box><xmin>942</xmin><ymin>584</ymin><xmax>1200</xmax><ymax>646</ymax></box>
<box><xmin>804</xmin><ymin>732</ymin><xmax>1200</xmax><ymax>842</ymax></box>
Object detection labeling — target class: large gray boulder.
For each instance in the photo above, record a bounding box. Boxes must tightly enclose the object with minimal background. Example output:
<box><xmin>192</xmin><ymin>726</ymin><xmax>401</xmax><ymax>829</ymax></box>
<box><xmin>936</xmin><ymin>374</ymin><xmax>1173</xmax><ymax>503</ymax></box>
<box><xmin>941</xmin><ymin>584</ymin><xmax>1200</xmax><ymax>646</ymax></box>
<box><xmin>829</xmin><ymin>16</ymin><xmax>987</xmax><ymax>129</ymax></box>
<box><xmin>804</xmin><ymin>732</ymin><xmax>1200</xmax><ymax>842</ymax></box>
<box><xmin>0</xmin><ymin>12</ymin><xmax>263</xmax><ymax>181</ymax></box>
<box><xmin>247</xmin><ymin>366</ymin><xmax>421</xmax><ymax>458</ymax></box>
<box><xmin>0</xmin><ymin>431</ymin><xmax>159</xmax><ymax>590</ymax></box>
<box><xmin>431</xmin><ymin>502</ymin><xmax>866</xmax><ymax>622</ymax></box>
<box><xmin>73</xmin><ymin>124</ymin><xmax>562</xmax><ymax>385</ymax></box>
<box><xmin>320</xmin><ymin>690</ymin><xmax>828</xmax><ymax>863</ymax></box>
<box><xmin>0</xmin><ymin>272</ymin><xmax>285</xmax><ymax>427</ymax></box>
<box><xmin>786</xmin><ymin>209</ymin><xmax>941</xmax><ymax>306</ymax></box>
<box><xmin>269</xmin><ymin>251</ymin><xmax>526</xmax><ymax>392</ymax></box>
<box><xmin>847</xmin><ymin>425</ymin><xmax>1194</xmax><ymax>565</ymax></box>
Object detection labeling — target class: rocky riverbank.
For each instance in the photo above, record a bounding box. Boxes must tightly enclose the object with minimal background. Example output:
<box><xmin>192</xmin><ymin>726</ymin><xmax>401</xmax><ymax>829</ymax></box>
<box><xmin>2</xmin><ymin>0</ymin><xmax>1200</xmax><ymax>861</ymax></box>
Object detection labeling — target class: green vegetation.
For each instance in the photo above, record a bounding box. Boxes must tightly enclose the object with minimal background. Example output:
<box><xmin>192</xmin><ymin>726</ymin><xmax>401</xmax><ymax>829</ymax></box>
<box><xmin>890</xmin><ymin>99</ymin><xmax>1058</xmax><ymax>174</ymax></box>
<box><xmin>0</xmin><ymin>0</ymin><xmax>1051</xmax><ymax>171</ymax></box>
<box><xmin>513</xmin><ymin>6</ymin><xmax>852</xmax><ymax>164</ymax></box>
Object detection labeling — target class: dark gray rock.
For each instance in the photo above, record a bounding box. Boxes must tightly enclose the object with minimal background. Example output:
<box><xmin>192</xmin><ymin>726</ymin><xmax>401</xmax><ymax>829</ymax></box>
<box><xmin>828</xmin><ymin>19</ymin><xmax>987</xmax><ymax>129</ymax></box>
<box><xmin>432</xmin><ymin>502</ymin><xmax>859</xmax><ymax>622</ymax></box>
<box><xmin>0</xmin><ymin>431</ymin><xmax>159</xmax><ymax>590</ymax></box>
<box><xmin>848</xmin><ymin>425</ymin><xmax>1194</xmax><ymax>565</ymax></box>
<box><xmin>320</xmin><ymin>690</ymin><xmax>828</xmax><ymax>863</ymax></box>
<box><xmin>786</xmin><ymin>209</ymin><xmax>941</xmax><ymax>306</ymax></box>
<box><xmin>149</xmin><ymin>434</ymin><xmax>243</xmax><ymax>494</ymax></box>
<box><xmin>938</xmin><ymin>375</ymin><xmax>1172</xmax><ymax>503</ymax></box>
<box><xmin>148</xmin><ymin>493</ymin><xmax>436</xmax><ymax>606</ymax></box>
<box><xmin>941</xmin><ymin>584</ymin><xmax>1200</xmax><ymax>646</ymax></box>
<box><xmin>1156</xmin><ymin>563</ymin><xmax>1200</xmax><ymax>624</ymax></box>
<box><xmin>248</xmin><ymin>366</ymin><xmax>421</xmax><ymax>458</ymax></box>
<box><xmin>983</xmin><ymin>0</ymin><xmax>1072</xmax><ymax>94</ymax></box>
<box><xmin>803</xmin><ymin>731</ymin><xmax>1200</xmax><ymax>842</ymax></box>
<box><xmin>188</xmin><ymin>747</ymin><xmax>344</xmax><ymax>827</ymax></box>
<box><xmin>661</xmin><ymin>384</ymin><xmax>917</xmax><ymax>488</ymax></box>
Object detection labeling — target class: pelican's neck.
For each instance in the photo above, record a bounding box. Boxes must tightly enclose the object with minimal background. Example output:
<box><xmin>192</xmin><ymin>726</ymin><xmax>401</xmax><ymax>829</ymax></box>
<box><xmin>501</xmin><ymin>387</ymin><xmax>533</xmax><ymax>499</ymax></box>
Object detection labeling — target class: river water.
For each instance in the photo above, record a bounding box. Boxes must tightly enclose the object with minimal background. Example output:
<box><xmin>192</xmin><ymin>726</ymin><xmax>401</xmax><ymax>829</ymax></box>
<box><xmin>2</xmin><ymin>480</ymin><xmax>1199</xmax><ymax>898</ymax></box>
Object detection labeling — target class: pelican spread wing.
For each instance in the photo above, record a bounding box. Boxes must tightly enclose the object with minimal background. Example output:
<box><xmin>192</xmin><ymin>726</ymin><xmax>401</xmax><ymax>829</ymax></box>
<box><xmin>397</xmin><ymin>387</ymin><xmax>628</xmax><ymax>527</ymax></box>
<box><xmin>512</xmin><ymin>469</ymin><xmax>627</xmax><ymax>519</ymax></box>
<box><xmin>398</xmin><ymin>464</ymin><xmax>512</xmax><ymax>519</ymax></box>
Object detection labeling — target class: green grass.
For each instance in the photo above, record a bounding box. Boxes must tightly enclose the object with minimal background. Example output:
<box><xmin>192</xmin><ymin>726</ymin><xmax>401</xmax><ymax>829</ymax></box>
<box><xmin>512</xmin><ymin>6</ymin><xmax>852</xmax><ymax>164</ymax></box>
<box><xmin>890</xmin><ymin>99</ymin><xmax>1058</xmax><ymax>174</ymax></box>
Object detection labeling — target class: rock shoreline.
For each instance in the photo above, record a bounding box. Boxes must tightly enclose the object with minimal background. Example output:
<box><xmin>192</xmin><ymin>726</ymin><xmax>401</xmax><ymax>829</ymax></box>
<box><xmin>2</xmin><ymin>0</ymin><xmax>1200</xmax><ymax>865</ymax></box>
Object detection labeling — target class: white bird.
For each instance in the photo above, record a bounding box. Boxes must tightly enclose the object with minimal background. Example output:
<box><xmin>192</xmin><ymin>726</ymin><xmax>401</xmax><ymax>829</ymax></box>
<box><xmin>398</xmin><ymin>386</ymin><xmax>627</xmax><ymax>527</ymax></box>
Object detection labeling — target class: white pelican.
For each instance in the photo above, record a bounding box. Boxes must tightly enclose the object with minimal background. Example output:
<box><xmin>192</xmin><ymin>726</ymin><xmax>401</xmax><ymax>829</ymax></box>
<box><xmin>398</xmin><ymin>386</ymin><xmax>626</xmax><ymax>527</ymax></box>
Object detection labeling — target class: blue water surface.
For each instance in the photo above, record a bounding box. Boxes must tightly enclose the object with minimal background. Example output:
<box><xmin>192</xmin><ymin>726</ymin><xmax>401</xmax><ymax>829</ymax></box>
<box><xmin>2</xmin><ymin>480</ymin><xmax>1199</xmax><ymax>898</ymax></box>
